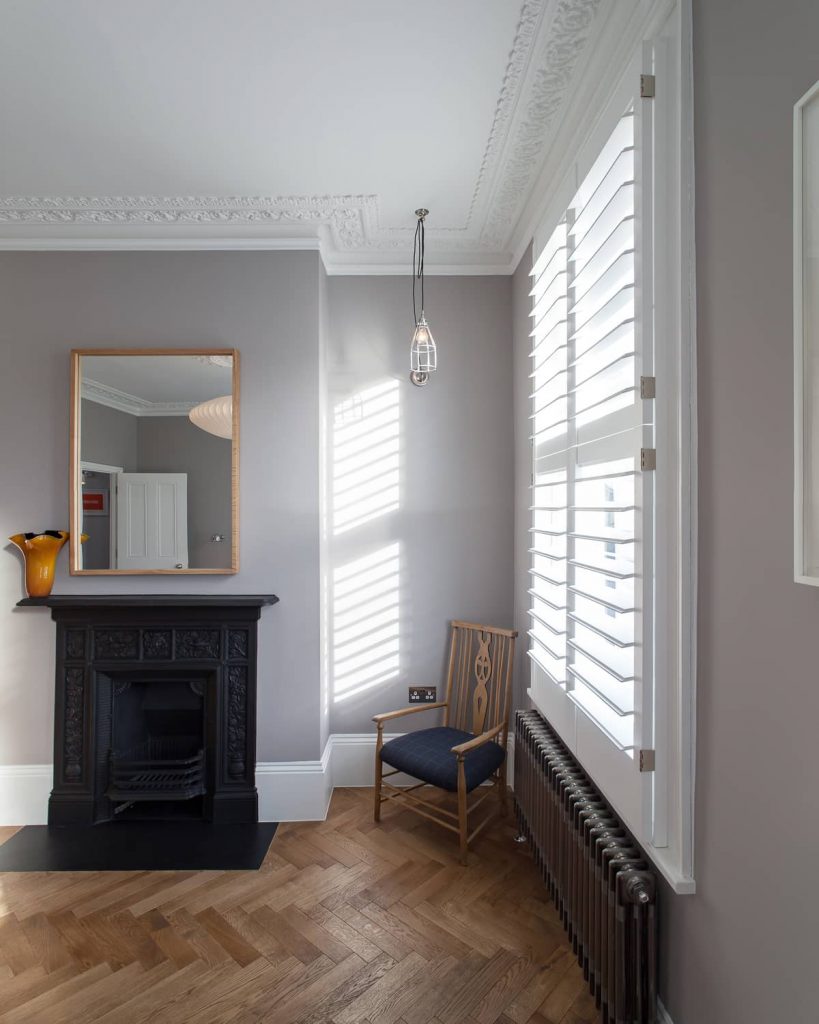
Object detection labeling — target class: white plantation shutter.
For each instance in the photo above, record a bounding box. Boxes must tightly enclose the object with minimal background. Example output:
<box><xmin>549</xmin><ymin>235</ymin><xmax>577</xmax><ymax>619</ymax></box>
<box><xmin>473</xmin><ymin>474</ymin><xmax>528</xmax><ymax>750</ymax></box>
<box><xmin>529</xmin><ymin>79</ymin><xmax>655</xmax><ymax>835</ymax></box>
<box><xmin>528</xmin><ymin>221</ymin><xmax>570</xmax><ymax>681</ymax></box>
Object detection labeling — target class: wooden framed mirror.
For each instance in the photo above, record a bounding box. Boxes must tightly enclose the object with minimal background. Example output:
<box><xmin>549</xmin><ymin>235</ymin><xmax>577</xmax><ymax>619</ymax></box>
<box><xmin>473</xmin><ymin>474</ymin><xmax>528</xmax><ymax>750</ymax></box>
<box><xmin>70</xmin><ymin>349</ymin><xmax>239</xmax><ymax>574</ymax></box>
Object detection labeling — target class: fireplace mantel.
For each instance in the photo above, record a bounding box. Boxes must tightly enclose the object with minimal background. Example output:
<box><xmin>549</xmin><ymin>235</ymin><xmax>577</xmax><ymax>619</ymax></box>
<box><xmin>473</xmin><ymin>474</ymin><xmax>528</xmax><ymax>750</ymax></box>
<box><xmin>27</xmin><ymin>594</ymin><xmax>278</xmax><ymax>825</ymax></box>
<box><xmin>19</xmin><ymin>595</ymin><xmax>278</xmax><ymax>609</ymax></box>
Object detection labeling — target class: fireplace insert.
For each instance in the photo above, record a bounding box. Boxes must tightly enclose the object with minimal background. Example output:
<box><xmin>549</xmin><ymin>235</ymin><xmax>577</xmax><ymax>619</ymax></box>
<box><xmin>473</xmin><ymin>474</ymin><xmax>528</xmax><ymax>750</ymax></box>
<box><xmin>105</xmin><ymin>674</ymin><xmax>208</xmax><ymax>819</ymax></box>
<box><xmin>108</xmin><ymin>736</ymin><xmax>206</xmax><ymax>813</ymax></box>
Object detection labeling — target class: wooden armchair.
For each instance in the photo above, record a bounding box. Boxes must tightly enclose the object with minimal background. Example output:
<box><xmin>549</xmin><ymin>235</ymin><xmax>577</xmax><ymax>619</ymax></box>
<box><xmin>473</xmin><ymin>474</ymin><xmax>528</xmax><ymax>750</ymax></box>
<box><xmin>373</xmin><ymin>620</ymin><xmax>517</xmax><ymax>864</ymax></box>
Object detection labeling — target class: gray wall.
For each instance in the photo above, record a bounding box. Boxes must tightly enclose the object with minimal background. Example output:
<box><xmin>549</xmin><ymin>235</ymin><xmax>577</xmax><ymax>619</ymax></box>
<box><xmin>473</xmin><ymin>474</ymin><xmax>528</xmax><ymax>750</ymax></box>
<box><xmin>318</xmin><ymin>262</ymin><xmax>331</xmax><ymax>753</ymax></box>
<box><xmin>0</xmin><ymin>251</ymin><xmax>323</xmax><ymax>763</ymax></box>
<box><xmin>80</xmin><ymin>398</ymin><xmax>137</xmax><ymax>470</ymax></box>
<box><xmin>79</xmin><ymin>401</ymin><xmax>135</xmax><ymax>570</ymax></box>
<box><xmin>80</xmin><ymin>405</ymin><xmax>233</xmax><ymax>569</ymax></box>
<box><xmin>79</xmin><ymin>469</ymin><xmax>112</xmax><ymax>571</ymax></box>
<box><xmin>326</xmin><ymin>275</ymin><xmax>514</xmax><ymax>734</ymax></box>
<box><xmin>659</xmin><ymin>3</ymin><xmax>819</xmax><ymax>1022</ymax></box>
<box><xmin>138</xmin><ymin>416</ymin><xmax>233</xmax><ymax>570</ymax></box>
<box><xmin>0</xmin><ymin>252</ymin><xmax>515</xmax><ymax>769</ymax></box>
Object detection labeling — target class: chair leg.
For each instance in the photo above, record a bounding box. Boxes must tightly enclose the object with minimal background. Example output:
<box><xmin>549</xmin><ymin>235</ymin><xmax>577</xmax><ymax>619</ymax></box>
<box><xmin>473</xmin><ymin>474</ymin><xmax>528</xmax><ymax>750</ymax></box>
<box><xmin>373</xmin><ymin>727</ymin><xmax>383</xmax><ymax>823</ymax></box>
<box><xmin>498</xmin><ymin>760</ymin><xmax>508</xmax><ymax>817</ymax></box>
<box><xmin>457</xmin><ymin>757</ymin><xmax>468</xmax><ymax>865</ymax></box>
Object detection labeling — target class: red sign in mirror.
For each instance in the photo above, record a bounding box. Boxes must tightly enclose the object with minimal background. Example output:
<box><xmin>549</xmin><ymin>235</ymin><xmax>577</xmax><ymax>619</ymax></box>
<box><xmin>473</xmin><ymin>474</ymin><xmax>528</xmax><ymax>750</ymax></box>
<box><xmin>82</xmin><ymin>491</ymin><xmax>107</xmax><ymax>514</ymax></box>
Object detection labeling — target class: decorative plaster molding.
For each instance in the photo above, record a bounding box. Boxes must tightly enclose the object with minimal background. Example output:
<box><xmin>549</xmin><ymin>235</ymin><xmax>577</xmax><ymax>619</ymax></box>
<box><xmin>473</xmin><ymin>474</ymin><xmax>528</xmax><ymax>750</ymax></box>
<box><xmin>336</xmin><ymin>0</ymin><xmax>602</xmax><ymax>255</ymax></box>
<box><xmin>465</xmin><ymin>0</ymin><xmax>546</xmax><ymax>230</ymax></box>
<box><xmin>82</xmin><ymin>378</ymin><xmax>197</xmax><ymax>417</ymax></box>
<box><xmin>482</xmin><ymin>0</ymin><xmax>603</xmax><ymax>247</ymax></box>
<box><xmin>0</xmin><ymin>194</ymin><xmax>378</xmax><ymax>250</ymax></box>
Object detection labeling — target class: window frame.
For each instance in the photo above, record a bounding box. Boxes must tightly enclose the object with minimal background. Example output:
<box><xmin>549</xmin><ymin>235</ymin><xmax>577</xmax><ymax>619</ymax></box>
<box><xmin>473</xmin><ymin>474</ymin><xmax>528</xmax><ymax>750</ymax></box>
<box><xmin>525</xmin><ymin>10</ymin><xmax>696</xmax><ymax>894</ymax></box>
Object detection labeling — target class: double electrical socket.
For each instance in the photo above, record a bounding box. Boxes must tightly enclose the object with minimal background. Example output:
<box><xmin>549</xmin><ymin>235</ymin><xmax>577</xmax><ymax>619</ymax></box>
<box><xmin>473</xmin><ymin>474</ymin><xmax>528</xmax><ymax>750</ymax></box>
<box><xmin>408</xmin><ymin>686</ymin><xmax>437</xmax><ymax>704</ymax></box>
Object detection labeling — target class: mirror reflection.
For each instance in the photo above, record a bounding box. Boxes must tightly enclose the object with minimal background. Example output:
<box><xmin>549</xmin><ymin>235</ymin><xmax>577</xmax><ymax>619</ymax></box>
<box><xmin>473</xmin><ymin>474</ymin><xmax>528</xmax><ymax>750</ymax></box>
<box><xmin>72</xmin><ymin>351</ymin><xmax>237</xmax><ymax>573</ymax></box>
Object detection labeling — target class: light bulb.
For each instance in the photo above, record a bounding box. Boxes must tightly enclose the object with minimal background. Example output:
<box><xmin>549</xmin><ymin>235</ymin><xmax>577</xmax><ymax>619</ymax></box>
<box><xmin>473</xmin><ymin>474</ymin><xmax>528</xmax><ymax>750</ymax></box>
<box><xmin>410</xmin><ymin>314</ymin><xmax>437</xmax><ymax>374</ymax></box>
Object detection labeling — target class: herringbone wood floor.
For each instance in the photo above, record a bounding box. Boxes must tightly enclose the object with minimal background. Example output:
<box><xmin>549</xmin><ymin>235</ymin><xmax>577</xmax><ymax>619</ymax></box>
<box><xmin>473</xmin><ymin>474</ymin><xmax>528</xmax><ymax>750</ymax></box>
<box><xmin>0</xmin><ymin>788</ymin><xmax>596</xmax><ymax>1024</ymax></box>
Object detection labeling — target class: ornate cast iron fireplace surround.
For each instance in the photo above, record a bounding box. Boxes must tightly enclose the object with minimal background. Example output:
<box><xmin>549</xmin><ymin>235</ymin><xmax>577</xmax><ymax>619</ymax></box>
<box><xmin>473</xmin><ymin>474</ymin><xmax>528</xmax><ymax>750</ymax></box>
<box><xmin>18</xmin><ymin>595</ymin><xmax>278</xmax><ymax>826</ymax></box>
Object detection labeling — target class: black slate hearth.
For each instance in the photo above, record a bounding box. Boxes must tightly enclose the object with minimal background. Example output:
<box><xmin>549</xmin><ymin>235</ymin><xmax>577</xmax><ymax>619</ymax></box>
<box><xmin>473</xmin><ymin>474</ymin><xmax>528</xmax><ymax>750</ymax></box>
<box><xmin>19</xmin><ymin>595</ymin><xmax>277</xmax><ymax>827</ymax></box>
<box><xmin>0</xmin><ymin>822</ymin><xmax>278</xmax><ymax>871</ymax></box>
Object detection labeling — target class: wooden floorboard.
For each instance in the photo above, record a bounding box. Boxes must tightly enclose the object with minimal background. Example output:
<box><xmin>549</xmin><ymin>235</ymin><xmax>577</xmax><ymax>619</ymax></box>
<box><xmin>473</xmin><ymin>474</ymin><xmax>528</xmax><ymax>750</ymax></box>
<box><xmin>0</xmin><ymin>788</ymin><xmax>595</xmax><ymax>1023</ymax></box>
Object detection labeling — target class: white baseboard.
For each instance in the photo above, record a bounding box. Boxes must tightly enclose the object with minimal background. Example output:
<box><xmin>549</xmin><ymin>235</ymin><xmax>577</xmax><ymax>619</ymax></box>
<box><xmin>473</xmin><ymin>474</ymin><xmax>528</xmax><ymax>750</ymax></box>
<box><xmin>0</xmin><ymin>733</ymin><xmax>516</xmax><ymax>826</ymax></box>
<box><xmin>330</xmin><ymin>733</ymin><xmax>401</xmax><ymax>788</ymax></box>
<box><xmin>0</xmin><ymin>765</ymin><xmax>51</xmax><ymax>825</ymax></box>
<box><xmin>256</xmin><ymin>740</ymin><xmax>334</xmax><ymax>823</ymax></box>
<box><xmin>656</xmin><ymin>998</ymin><xmax>675</xmax><ymax>1024</ymax></box>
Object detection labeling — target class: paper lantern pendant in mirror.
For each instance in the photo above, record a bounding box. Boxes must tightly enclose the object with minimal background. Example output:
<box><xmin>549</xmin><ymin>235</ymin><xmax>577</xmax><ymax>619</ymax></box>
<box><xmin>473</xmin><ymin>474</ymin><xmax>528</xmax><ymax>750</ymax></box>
<box><xmin>9</xmin><ymin>530</ymin><xmax>86</xmax><ymax>598</ymax></box>
<box><xmin>188</xmin><ymin>395</ymin><xmax>233</xmax><ymax>439</ymax></box>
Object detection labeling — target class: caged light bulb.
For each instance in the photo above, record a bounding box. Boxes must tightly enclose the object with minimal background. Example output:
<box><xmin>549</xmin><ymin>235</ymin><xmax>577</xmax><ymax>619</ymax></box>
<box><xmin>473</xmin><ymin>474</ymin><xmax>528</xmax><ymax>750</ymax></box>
<box><xmin>410</xmin><ymin>314</ymin><xmax>437</xmax><ymax>374</ymax></box>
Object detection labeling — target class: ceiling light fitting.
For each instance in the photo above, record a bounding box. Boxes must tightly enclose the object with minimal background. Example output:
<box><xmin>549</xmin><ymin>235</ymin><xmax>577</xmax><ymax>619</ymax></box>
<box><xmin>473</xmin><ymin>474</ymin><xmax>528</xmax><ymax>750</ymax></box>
<box><xmin>189</xmin><ymin>395</ymin><xmax>233</xmax><ymax>439</ymax></box>
<box><xmin>410</xmin><ymin>208</ymin><xmax>437</xmax><ymax>387</ymax></box>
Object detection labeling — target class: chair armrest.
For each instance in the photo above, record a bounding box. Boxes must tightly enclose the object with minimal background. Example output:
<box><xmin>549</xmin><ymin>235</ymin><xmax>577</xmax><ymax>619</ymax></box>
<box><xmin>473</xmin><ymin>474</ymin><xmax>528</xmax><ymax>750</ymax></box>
<box><xmin>372</xmin><ymin>702</ymin><xmax>447</xmax><ymax>725</ymax></box>
<box><xmin>451</xmin><ymin>723</ymin><xmax>506</xmax><ymax>756</ymax></box>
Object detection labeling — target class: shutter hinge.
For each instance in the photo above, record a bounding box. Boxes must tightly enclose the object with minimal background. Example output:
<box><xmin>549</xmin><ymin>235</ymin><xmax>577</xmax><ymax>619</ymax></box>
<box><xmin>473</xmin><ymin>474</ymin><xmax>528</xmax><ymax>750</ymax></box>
<box><xmin>640</xmin><ymin>448</ymin><xmax>656</xmax><ymax>471</ymax></box>
<box><xmin>640</xmin><ymin>74</ymin><xmax>656</xmax><ymax>99</ymax></box>
<box><xmin>640</xmin><ymin>375</ymin><xmax>656</xmax><ymax>399</ymax></box>
<box><xmin>639</xmin><ymin>749</ymin><xmax>656</xmax><ymax>772</ymax></box>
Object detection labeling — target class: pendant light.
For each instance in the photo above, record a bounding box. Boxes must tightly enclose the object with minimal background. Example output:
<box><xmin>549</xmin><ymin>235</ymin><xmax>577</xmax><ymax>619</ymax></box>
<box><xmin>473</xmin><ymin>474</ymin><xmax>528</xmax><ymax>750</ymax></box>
<box><xmin>189</xmin><ymin>354</ymin><xmax>234</xmax><ymax>438</ymax></box>
<box><xmin>189</xmin><ymin>395</ymin><xmax>233</xmax><ymax>439</ymax></box>
<box><xmin>410</xmin><ymin>208</ymin><xmax>437</xmax><ymax>386</ymax></box>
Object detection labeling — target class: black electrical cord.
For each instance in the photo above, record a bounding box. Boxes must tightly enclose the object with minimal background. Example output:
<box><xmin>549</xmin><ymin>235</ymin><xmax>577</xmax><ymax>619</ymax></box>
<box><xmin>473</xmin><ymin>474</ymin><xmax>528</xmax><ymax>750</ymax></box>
<box><xmin>412</xmin><ymin>213</ymin><xmax>425</xmax><ymax>326</ymax></box>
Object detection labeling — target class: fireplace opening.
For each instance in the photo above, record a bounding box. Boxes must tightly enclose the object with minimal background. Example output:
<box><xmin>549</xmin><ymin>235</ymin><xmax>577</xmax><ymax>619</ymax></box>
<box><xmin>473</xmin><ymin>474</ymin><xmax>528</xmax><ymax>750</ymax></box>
<box><xmin>107</xmin><ymin>674</ymin><xmax>208</xmax><ymax>820</ymax></box>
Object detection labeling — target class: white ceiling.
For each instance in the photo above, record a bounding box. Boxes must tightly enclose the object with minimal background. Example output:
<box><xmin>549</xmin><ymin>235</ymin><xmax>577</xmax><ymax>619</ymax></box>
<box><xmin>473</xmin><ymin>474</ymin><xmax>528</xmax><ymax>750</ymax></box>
<box><xmin>82</xmin><ymin>355</ymin><xmax>232</xmax><ymax>410</ymax></box>
<box><xmin>0</xmin><ymin>0</ymin><xmax>607</xmax><ymax>271</ymax></box>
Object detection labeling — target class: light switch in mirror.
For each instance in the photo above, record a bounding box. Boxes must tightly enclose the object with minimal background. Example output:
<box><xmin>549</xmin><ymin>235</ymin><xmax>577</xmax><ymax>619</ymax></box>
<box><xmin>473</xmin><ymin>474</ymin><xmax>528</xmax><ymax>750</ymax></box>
<box><xmin>70</xmin><ymin>349</ymin><xmax>238</xmax><ymax>574</ymax></box>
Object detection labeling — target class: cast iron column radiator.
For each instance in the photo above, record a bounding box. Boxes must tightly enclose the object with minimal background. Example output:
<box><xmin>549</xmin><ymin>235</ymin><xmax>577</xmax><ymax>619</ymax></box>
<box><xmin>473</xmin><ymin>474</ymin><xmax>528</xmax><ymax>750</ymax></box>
<box><xmin>514</xmin><ymin>709</ymin><xmax>657</xmax><ymax>1024</ymax></box>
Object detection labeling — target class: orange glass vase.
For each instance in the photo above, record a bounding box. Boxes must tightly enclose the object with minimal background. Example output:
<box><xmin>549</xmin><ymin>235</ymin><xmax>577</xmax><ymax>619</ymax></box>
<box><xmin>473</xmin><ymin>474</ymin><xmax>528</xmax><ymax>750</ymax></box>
<box><xmin>9</xmin><ymin>530</ymin><xmax>72</xmax><ymax>598</ymax></box>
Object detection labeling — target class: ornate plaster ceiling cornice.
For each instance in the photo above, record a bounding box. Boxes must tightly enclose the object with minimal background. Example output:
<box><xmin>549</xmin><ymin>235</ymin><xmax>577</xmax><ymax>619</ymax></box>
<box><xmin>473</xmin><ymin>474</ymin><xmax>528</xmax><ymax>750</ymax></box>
<box><xmin>82</xmin><ymin>378</ymin><xmax>197</xmax><ymax>417</ymax></box>
<box><xmin>0</xmin><ymin>195</ymin><xmax>378</xmax><ymax>250</ymax></box>
<box><xmin>465</xmin><ymin>0</ymin><xmax>547</xmax><ymax>231</ymax></box>
<box><xmin>0</xmin><ymin>0</ymin><xmax>606</xmax><ymax>272</ymax></box>
<box><xmin>480</xmin><ymin>0</ymin><xmax>602</xmax><ymax>247</ymax></box>
<box><xmin>355</xmin><ymin>0</ymin><xmax>602</xmax><ymax>257</ymax></box>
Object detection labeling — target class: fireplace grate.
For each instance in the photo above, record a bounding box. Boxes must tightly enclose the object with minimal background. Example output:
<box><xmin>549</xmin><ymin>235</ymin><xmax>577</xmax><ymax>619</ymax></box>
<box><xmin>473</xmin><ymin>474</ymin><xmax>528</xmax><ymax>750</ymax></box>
<box><xmin>108</xmin><ymin>736</ymin><xmax>206</xmax><ymax>807</ymax></box>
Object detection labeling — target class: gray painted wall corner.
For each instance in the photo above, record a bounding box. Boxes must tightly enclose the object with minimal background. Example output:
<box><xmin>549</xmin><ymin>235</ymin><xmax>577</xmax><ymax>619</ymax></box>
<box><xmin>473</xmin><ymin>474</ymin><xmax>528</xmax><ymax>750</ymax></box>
<box><xmin>324</xmin><ymin>274</ymin><xmax>515</xmax><ymax>735</ymax></box>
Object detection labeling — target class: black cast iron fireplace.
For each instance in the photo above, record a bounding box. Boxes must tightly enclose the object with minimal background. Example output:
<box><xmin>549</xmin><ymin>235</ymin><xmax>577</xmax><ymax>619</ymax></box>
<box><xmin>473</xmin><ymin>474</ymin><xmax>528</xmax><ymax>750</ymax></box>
<box><xmin>19</xmin><ymin>595</ymin><xmax>278</xmax><ymax>826</ymax></box>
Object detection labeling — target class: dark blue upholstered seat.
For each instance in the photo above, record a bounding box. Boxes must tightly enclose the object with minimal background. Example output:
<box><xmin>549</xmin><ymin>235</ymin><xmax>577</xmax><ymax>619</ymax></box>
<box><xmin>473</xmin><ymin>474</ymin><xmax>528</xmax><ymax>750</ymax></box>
<box><xmin>380</xmin><ymin>726</ymin><xmax>506</xmax><ymax>793</ymax></box>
